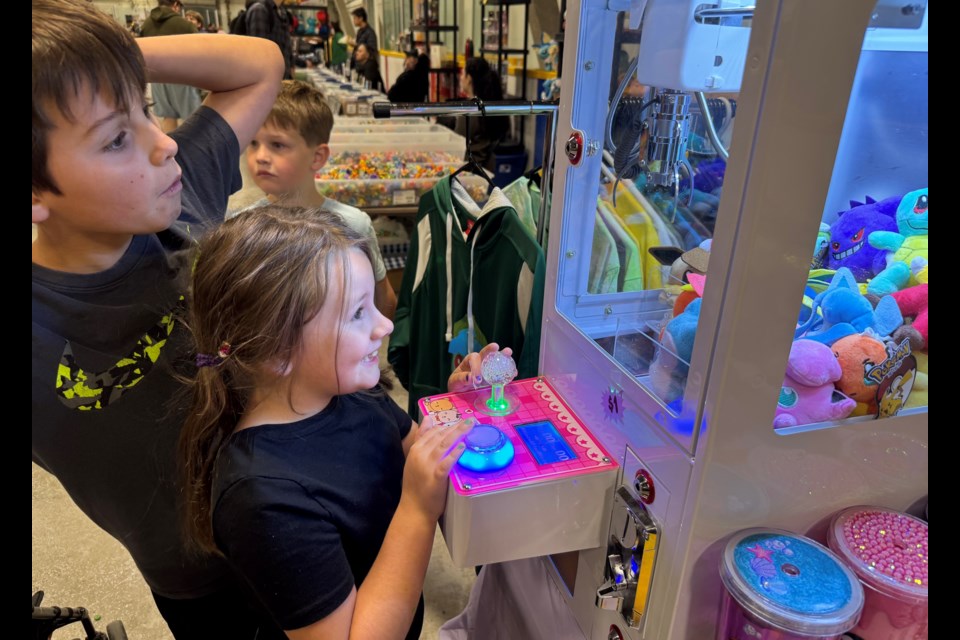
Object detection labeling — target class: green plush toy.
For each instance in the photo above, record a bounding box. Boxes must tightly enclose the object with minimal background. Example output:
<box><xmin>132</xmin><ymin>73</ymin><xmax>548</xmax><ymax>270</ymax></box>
<box><xmin>867</xmin><ymin>188</ymin><xmax>928</xmax><ymax>296</ymax></box>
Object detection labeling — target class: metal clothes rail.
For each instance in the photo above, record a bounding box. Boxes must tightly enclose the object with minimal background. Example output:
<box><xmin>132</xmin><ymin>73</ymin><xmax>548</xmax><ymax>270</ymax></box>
<box><xmin>372</xmin><ymin>100</ymin><xmax>560</xmax><ymax>247</ymax></box>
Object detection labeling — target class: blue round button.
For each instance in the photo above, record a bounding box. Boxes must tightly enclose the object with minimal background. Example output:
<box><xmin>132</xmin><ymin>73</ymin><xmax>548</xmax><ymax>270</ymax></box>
<box><xmin>458</xmin><ymin>424</ymin><xmax>515</xmax><ymax>472</ymax></box>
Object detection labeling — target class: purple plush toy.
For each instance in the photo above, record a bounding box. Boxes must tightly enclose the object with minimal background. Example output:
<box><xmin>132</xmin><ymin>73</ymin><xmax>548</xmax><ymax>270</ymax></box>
<box><xmin>827</xmin><ymin>195</ymin><xmax>900</xmax><ymax>281</ymax></box>
<box><xmin>774</xmin><ymin>339</ymin><xmax>857</xmax><ymax>429</ymax></box>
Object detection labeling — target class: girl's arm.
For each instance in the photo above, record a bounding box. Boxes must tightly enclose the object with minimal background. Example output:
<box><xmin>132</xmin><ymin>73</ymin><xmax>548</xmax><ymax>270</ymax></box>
<box><xmin>287</xmin><ymin>417</ymin><xmax>472</xmax><ymax>640</ymax></box>
<box><xmin>137</xmin><ymin>34</ymin><xmax>284</xmax><ymax>149</ymax></box>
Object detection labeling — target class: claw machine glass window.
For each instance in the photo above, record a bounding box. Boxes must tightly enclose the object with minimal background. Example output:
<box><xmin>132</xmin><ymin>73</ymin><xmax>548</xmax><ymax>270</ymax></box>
<box><xmin>774</xmin><ymin>6</ymin><xmax>927</xmax><ymax>432</ymax></box>
<box><xmin>553</xmin><ymin>2</ymin><xmax>751</xmax><ymax>452</ymax></box>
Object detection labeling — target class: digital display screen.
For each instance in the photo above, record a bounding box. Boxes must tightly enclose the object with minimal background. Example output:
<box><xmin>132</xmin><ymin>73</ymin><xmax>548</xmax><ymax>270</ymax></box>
<box><xmin>515</xmin><ymin>421</ymin><xmax>577</xmax><ymax>465</ymax></box>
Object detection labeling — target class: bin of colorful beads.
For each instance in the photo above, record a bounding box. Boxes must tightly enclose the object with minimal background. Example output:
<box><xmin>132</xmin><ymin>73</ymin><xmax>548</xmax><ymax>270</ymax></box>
<box><xmin>317</xmin><ymin>163</ymin><xmax>488</xmax><ymax>208</ymax></box>
<box><xmin>328</xmin><ymin>130</ymin><xmax>463</xmax><ymax>146</ymax></box>
<box><xmin>328</xmin><ymin>139</ymin><xmax>465</xmax><ymax>164</ymax></box>
<box><xmin>331</xmin><ymin>123</ymin><xmax>448</xmax><ymax>136</ymax></box>
<box><xmin>717</xmin><ymin>528</ymin><xmax>864</xmax><ymax>640</ymax></box>
<box><xmin>826</xmin><ymin>506</ymin><xmax>928</xmax><ymax>639</ymax></box>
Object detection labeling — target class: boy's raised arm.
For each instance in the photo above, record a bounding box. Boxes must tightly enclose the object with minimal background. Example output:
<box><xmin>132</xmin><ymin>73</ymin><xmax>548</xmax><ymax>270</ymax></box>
<box><xmin>137</xmin><ymin>34</ymin><xmax>285</xmax><ymax>149</ymax></box>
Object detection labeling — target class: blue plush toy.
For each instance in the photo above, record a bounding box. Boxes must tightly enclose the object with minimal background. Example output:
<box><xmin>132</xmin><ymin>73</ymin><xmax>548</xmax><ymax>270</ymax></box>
<box><xmin>826</xmin><ymin>195</ymin><xmax>900</xmax><ymax>281</ymax></box>
<box><xmin>540</xmin><ymin>77</ymin><xmax>561</xmax><ymax>101</ymax></box>
<box><xmin>535</xmin><ymin>37</ymin><xmax>559</xmax><ymax>72</ymax></box>
<box><xmin>795</xmin><ymin>267</ymin><xmax>902</xmax><ymax>346</ymax></box>
<box><xmin>867</xmin><ymin>187</ymin><xmax>928</xmax><ymax>296</ymax></box>
<box><xmin>650</xmin><ymin>298</ymin><xmax>701</xmax><ymax>403</ymax></box>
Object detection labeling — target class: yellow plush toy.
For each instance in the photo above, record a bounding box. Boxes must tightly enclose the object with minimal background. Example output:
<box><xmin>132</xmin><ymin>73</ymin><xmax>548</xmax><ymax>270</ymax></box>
<box><xmin>905</xmin><ymin>351</ymin><xmax>928</xmax><ymax>409</ymax></box>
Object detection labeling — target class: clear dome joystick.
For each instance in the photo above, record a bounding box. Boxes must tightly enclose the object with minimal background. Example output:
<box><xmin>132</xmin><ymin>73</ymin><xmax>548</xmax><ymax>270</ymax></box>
<box><xmin>474</xmin><ymin>351</ymin><xmax>519</xmax><ymax>416</ymax></box>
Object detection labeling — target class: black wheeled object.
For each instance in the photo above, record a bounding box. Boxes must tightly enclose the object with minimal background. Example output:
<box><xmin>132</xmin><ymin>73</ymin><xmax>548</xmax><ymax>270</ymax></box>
<box><xmin>32</xmin><ymin>591</ymin><xmax>127</xmax><ymax>640</ymax></box>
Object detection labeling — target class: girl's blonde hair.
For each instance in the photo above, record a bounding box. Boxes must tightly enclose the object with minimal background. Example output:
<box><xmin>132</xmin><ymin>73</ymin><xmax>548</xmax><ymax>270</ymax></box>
<box><xmin>180</xmin><ymin>205</ymin><xmax>374</xmax><ymax>553</ymax></box>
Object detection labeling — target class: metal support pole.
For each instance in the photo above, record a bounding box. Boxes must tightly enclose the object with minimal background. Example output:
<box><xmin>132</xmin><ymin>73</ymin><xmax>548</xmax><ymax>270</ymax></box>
<box><xmin>372</xmin><ymin>100</ymin><xmax>560</xmax><ymax>250</ymax></box>
<box><xmin>536</xmin><ymin>107</ymin><xmax>558</xmax><ymax>247</ymax></box>
<box><xmin>372</xmin><ymin>99</ymin><xmax>559</xmax><ymax>119</ymax></box>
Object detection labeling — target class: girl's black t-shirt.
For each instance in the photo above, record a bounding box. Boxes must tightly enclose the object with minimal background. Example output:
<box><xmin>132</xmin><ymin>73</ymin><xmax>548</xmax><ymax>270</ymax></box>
<box><xmin>212</xmin><ymin>390</ymin><xmax>416</xmax><ymax>632</ymax></box>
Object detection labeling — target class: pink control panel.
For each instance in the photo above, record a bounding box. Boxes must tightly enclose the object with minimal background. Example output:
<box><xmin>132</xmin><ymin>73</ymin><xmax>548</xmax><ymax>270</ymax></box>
<box><xmin>419</xmin><ymin>377</ymin><xmax>617</xmax><ymax>497</ymax></box>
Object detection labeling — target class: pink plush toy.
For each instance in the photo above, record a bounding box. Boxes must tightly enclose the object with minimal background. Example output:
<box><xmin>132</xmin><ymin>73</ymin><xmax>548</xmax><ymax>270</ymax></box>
<box><xmin>774</xmin><ymin>339</ymin><xmax>857</xmax><ymax>428</ymax></box>
<box><xmin>890</xmin><ymin>283</ymin><xmax>928</xmax><ymax>351</ymax></box>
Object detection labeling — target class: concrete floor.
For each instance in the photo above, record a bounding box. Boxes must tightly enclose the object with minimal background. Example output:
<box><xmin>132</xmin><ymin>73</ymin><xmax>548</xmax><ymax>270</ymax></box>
<box><xmin>31</xmin><ymin>153</ymin><xmax>477</xmax><ymax>639</ymax></box>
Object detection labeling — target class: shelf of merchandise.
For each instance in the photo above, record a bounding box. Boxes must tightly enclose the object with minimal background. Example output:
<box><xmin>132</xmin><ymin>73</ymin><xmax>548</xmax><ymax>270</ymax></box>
<box><xmin>479</xmin><ymin>0</ymin><xmax>531</xmax><ymax>145</ymax></box>
<box><xmin>409</xmin><ymin>0</ymin><xmax>459</xmax><ymax>99</ymax></box>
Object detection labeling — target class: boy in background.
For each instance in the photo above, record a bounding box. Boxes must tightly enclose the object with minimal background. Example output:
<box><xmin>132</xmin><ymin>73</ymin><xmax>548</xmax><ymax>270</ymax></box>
<box><xmin>32</xmin><ymin>1</ymin><xmax>286</xmax><ymax>637</ymax></box>
<box><xmin>234</xmin><ymin>79</ymin><xmax>398</xmax><ymax>319</ymax></box>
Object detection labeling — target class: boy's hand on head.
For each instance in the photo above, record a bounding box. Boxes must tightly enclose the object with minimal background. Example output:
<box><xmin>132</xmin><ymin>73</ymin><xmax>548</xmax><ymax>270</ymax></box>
<box><xmin>401</xmin><ymin>416</ymin><xmax>472</xmax><ymax>521</ymax></box>
<box><xmin>447</xmin><ymin>343</ymin><xmax>513</xmax><ymax>393</ymax></box>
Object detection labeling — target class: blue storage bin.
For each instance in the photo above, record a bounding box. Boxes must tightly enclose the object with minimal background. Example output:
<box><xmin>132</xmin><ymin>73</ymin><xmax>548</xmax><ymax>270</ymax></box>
<box><xmin>492</xmin><ymin>151</ymin><xmax>527</xmax><ymax>188</ymax></box>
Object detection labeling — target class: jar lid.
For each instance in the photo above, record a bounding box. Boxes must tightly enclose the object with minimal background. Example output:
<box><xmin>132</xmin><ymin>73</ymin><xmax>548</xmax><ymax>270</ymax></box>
<box><xmin>719</xmin><ymin>528</ymin><xmax>864</xmax><ymax>635</ymax></box>
<box><xmin>827</xmin><ymin>506</ymin><xmax>928</xmax><ymax>601</ymax></box>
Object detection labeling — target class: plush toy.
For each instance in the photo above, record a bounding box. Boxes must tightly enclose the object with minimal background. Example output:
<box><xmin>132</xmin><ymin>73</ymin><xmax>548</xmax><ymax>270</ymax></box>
<box><xmin>812</xmin><ymin>222</ymin><xmax>831</xmax><ymax>270</ymax></box>
<box><xmin>650</xmin><ymin>298</ymin><xmax>701</xmax><ymax>404</ymax></box>
<box><xmin>904</xmin><ymin>351</ymin><xmax>927</xmax><ymax>409</ymax></box>
<box><xmin>867</xmin><ymin>188</ymin><xmax>928</xmax><ymax>295</ymax></box>
<box><xmin>535</xmin><ymin>37</ymin><xmax>560</xmax><ymax>72</ymax></box>
<box><xmin>912</xmin><ymin>262</ymin><xmax>928</xmax><ymax>284</ymax></box>
<box><xmin>540</xmin><ymin>77</ymin><xmax>561</xmax><ymax>101</ymax></box>
<box><xmin>650</xmin><ymin>239</ymin><xmax>712</xmax><ymax>286</ymax></box>
<box><xmin>671</xmin><ymin>272</ymin><xmax>706</xmax><ymax>317</ymax></box>
<box><xmin>795</xmin><ymin>268</ymin><xmax>902</xmax><ymax>345</ymax></box>
<box><xmin>826</xmin><ymin>196</ymin><xmax>900</xmax><ymax>281</ymax></box>
<box><xmin>890</xmin><ymin>283</ymin><xmax>928</xmax><ymax>352</ymax></box>
<box><xmin>774</xmin><ymin>339</ymin><xmax>856</xmax><ymax>428</ymax></box>
<box><xmin>832</xmin><ymin>333</ymin><xmax>889</xmax><ymax>416</ymax></box>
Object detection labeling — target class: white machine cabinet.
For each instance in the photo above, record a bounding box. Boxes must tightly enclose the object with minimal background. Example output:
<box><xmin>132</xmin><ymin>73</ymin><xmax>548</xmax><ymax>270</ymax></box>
<box><xmin>526</xmin><ymin>0</ymin><xmax>929</xmax><ymax>637</ymax></box>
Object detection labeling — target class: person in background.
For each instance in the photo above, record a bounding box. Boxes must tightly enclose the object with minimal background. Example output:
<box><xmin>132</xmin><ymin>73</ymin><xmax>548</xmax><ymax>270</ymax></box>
<box><xmin>329</xmin><ymin>21</ymin><xmax>348</xmax><ymax>71</ymax></box>
<box><xmin>139</xmin><ymin>0</ymin><xmax>202</xmax><ymax>133</ymax></box>
<box><xmin>184</xmin><ymin>9</ymin><xmax>203</xmax><ymax>30</ymax></box>
<box><xmin>354</xmin><ymin>43</ymin><xmax>384</xmax><ymax>92</ymax></box>
<box><xmin>32</xmin><ymin>0</ymin><xmax>286</xmax><ymax>637</ymax></box>
<box><xmin>232</xmin><ymin>80</ymin><xmax>397</xmax><ymax>319</ymax></box>
<box><xmin>443</xmin><ymin>57</ymin><xmax>510</xmax><ymax>171</ymax></box>
<box><xmin>245</xmin><ymin>0</ymin><xmax>294</xmax><ymax>79</ymax></box>
<box><xmin>347</xmin><ymin>7</ymin><xmax>378</xmax><ymax>70</ymax></box>
<box><xmin>387</xmin><ymin>51</ymin><xmax>429</xmax><ymax>103</ymax></box>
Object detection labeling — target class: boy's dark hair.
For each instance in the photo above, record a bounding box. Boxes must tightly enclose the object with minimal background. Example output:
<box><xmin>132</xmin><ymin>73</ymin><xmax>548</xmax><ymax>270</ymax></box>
<box><xmin>465</xmin><ymin>57</ymin><xmax>504</xmax><ymax>101</ymax></box>
<box><xmin>33</xmin><ymin>0</ymin><xmax>146</xmax><ymax>195</ymax></box>
<box><xmin>351</xmin><ymin>7</ymin><xmax>367</xmax><ymax>22</ymax></box>
<box><xmin>267</xmin><ymin>79</ymin><xmax>334</xmax><ymax>146</ymax></box>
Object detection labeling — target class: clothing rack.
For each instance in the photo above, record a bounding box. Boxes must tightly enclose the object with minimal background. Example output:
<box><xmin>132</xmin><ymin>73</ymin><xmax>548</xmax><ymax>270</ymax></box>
<box><xmin>372</xmin><ymin>100</ymin><xmax>559</xmax><ymax>248</ymax></box>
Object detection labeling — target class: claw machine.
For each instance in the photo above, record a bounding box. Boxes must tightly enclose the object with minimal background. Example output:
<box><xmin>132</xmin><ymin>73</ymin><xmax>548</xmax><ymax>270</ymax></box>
<box><xmin>439</xmin><ymin>0</ymin><xmax>928</xmax><ymax>637</ymax></box>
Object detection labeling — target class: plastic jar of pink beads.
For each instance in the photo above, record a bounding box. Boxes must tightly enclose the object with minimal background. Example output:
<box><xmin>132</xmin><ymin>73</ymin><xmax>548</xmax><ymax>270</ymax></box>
<box><xmin>826</xmin><ymin>506</ymin><xmax>928</xmax><ymax>640</ymax></box>
<box><xmin>717</xmin><ymin>528</ymin><xmax>864</xmax><ymax>640</ymax></box>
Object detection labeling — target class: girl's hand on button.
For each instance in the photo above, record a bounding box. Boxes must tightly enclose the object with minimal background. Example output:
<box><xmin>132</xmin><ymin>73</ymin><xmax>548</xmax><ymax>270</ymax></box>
<box><xmin>402</xmin><ymin>417</ymin><xmax>473</xmax><ymax>521</ymax></box>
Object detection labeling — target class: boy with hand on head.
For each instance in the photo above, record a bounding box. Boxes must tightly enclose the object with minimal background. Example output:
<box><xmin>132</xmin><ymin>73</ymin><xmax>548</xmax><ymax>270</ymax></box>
<box><xmin>32</xmin><ymin>1</ymin><xmax>286</xmax><ymax>637</ymax></box>
<box><xmin>233</xmin><ymin>79</ymin><xmax>398</xmax><ymax>319</ymax></box>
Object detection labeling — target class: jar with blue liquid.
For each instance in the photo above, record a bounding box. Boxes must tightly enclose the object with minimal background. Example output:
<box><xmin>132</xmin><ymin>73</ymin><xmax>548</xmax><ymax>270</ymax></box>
<box><xmin>717</xmin><ymin>528</ymin><xmax>864</xmax><ymax>639</ymax></box>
